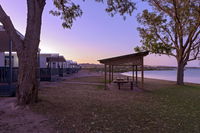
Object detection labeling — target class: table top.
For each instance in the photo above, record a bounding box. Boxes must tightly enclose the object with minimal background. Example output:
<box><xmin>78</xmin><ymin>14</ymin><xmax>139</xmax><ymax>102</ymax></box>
<box><xmin>113</xmin><ymin>80</ymin><xmax>129</xmax><ymax>83</ymax></box>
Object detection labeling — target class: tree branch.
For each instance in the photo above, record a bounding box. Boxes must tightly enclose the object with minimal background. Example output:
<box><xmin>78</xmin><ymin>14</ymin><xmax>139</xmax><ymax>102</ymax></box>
<box><xmin>191</xmin><ymin>41</ymin><xmax>200</xmax><ymax>50</ymax></box>
<box><xmin>0</xmin><ymin>5</ymin><xmax>23</xmax><ymax>51</ymax></box>
<box><xmin>172</xmin><ymin>0</ymin><xmax>184</xmax><ymax>52</ymax></box>
<box><xmin>183</xmin><ymin>28</ymin><xmax>200</xmax><ymax>59</ymax></box>
<box><xmin>155</xmin><ymin>30</ymin><xmax>167</xmax><ymax>45</ymax></box>
<box><xmin>192</xmin><ymin>30</ymin><xmax>200</xmax><ymax>42</ymax></box>
<box><xmin>151</xmin><ymin>0</ymin><xmax>174</xmax><ymax>18</ymax></box>
<box><xmin>24</xmin><ymin>0</ymin><xmax>46</xmax><ymax>51</ymax></box>
<box><xmin>188</xmin><ymin>45</ymin><xmax>200</xmax><ymax>62</ymax></box>
<box><xmin>161</xmin><ymin>25</ymin><xmax>178</xmax><ymax>49</ymax></box>
<box><xmin>154</xmin><ymin>26</ymin><xmax>177</xmax><ymax>54</ymax></box>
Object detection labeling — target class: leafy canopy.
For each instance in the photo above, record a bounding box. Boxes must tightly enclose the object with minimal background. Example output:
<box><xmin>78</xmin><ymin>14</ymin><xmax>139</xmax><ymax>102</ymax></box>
<box><xmin>135</xmin><ymin>0</ymin><xmax>200</xmax><ymax>62</ymax></box>
<box><xmin>50</xmin><ymin>0</ymin><xmax>136</xmax><ymax>29</ymax></box>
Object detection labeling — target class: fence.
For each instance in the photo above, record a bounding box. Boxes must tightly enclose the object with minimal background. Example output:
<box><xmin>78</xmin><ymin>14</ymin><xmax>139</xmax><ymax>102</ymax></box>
<box><xmin>0</xmin><ymin>67</ymin><xmax>18</xmax><ymax>83</ymax></box>
<box><xmin>40</xmin><ymin>68</ymin><xmax>59</xmax><ymax>81</ymax></box>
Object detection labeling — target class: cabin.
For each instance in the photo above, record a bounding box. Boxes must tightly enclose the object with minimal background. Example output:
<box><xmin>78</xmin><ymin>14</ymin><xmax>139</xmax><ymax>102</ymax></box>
<box><xmin>46</xmin><ymin>55</ymin><xmax>66</xmax><ymax>77</ymax></box>
<box><xmin>40</xmin><ymin>53</ymin><xmax>59</xmax><ymax>81</ymax></box>
<box><xmin>64</xmin><ymin>60</ymin><xmax>73</xmax><ymax>74</ymax></box>
<box><xmin>70</xmin><ymin>61</ymin><xmax>81</xmax><ymax>73</ymax></box>
<box><xmin>0</xmin><ymin>26</ymin><xmax>24</xmax><ymax>96</ymax></box>
<box><xmin>0</xmin><ymin>52</ymin><xmax>19</xmax><ymax>83</ymax></box>
<box><xmin>64</xmin><ymin>60</ymin><xmax>81</xmax><ymax>74</ymax></box>
<box><xmin>39</xmin><ymin>53</ymin><xmax>78</xmax><ymax>81</ymax></box>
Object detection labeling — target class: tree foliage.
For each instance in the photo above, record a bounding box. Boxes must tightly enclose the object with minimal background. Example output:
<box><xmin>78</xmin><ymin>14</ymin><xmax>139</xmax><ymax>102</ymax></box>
<box><xmin>135</xmin><ymin>0</ymin><xmax>200</xmax><ymax>63</ymax></box>
<box><xmin>135</xmin><ymin>0</ymin><xmax>200</xmax><ymax>85</ymax></box>
<box><xmin>50</xmin><ymin>0</ymin><xmax>136</xmax><ymax>28</ymax></box>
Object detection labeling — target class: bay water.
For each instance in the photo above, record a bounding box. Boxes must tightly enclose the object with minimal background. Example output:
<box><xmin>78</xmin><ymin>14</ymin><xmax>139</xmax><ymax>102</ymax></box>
<box><xmin>122</xmin><ymin>68</ymin><xmax>200</xmax><ymax>84</ymax></box>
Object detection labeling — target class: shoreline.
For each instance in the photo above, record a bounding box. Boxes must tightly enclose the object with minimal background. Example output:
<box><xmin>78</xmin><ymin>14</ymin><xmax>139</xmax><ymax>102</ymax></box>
<box><xmin>121</xmin><ymin>70</ymin><xmax>200</xmax><ymax>85</ymax></box>
<box><xmin>142</xmin><ymin>77</ymin><xmax>200</xmax><ymax>86</ymax></box>
<box><xmin>73</xmin><ymin>70</ymin><xmax>200</xmax><ymax>86</ymax></box>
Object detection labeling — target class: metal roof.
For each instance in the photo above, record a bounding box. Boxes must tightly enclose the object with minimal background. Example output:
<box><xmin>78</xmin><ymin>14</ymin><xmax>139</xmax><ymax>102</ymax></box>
<box><xmin>98</xmin><ymin>51</ymin><xmax>149</xmax><ymax>65</ymax></box>
<box><xmin>47</xmin><ymin>56</ymin><xmax>66</xmax><ymax>62</ymax></box>
<box><xmin>0</xmin><ymin>25</ymin><xmax>24</xmax><ymax>52</ymax></box>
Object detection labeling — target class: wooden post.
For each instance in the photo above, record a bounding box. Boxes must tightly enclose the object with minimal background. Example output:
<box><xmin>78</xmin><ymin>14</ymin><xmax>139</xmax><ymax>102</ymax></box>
<box><xmin>141</xmin><ymin>58</ymin><xmax>144</xmax><ymax>89</ymax></box>
<box><xmin>62</xmin><ymin>62</ymin><xmax>64</xmax><ymax>77</ymax></box>
<box><xmin>104</xmin><ymin>64</ymin><xmax>107</xmax><ymax>90</ymax></box>
<box><xmin>9</xmin><ymin>40</ymin><xmax>13</xmax><ymax>88</ymax></box>
<box><xmin>50</xmin><ymin>60</ymin><xmax>52</xmax><ymax>81</ymax></box>
<box><xmin>132</xmin><ymin>65</ymin><xmax>134</xmax><ymax>82</ymax></box>
<box><xmin>109</xmin><ymin>65</ymin><xmax>111</xmax><ymax>84</ymax></box>
<box><xmin>111</xmin><ymin>65</ymin><xmax>114</xmax><ymax>81</ymax></box>
<box><xmin>131</xmin><ymin>82</ymin><xmax>133</xmax><ymax>90</ymax></box>
<box><xmin>136</xmin><ymin>65</ymin><xmax>138</xmax><ymax>86</ymax></box>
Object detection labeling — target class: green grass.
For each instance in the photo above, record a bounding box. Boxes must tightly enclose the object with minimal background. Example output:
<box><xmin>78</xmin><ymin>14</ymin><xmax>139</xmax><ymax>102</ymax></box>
<box><xmin>66</xmin><ymin>76</ymin><xmax>105</xmax><ymax>83</ymax></box>
<box><xmin>32</xmin><ymin>76</ymin><xmax>200</xmax><ymax>133</ymax></box>
<box><xmin>150</xmin><ymin>85</ymin><xmax>200</xmax><ymax>132</ymax></box>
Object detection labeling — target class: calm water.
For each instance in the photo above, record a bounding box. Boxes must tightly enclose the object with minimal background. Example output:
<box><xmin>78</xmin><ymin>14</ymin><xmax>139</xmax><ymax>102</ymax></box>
<box><xmin>122</xmin><ymin>69</ymin><xmax>200</xmax><ymax>84</ymax></box>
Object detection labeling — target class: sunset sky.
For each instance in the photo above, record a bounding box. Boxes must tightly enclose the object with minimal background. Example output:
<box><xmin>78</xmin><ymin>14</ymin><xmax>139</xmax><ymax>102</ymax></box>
<box><xmin>1</xmin><ymin>1</ymin><xmax>199</xmax><ymax>66</ymax></box>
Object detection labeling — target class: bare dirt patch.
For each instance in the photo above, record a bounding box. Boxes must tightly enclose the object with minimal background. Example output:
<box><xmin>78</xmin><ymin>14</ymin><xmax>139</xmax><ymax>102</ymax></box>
<box><xmin>0</xmin><ymin>98</ymin><xmax>54</xmax><ymax>133</ymax></box>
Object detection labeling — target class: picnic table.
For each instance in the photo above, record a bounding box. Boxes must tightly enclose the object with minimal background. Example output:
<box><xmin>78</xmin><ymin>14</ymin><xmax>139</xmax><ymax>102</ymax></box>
<box><xmin>113</xmin><ymin>78</ymin><xmax>134</xmax><ymax>90</ymax></box>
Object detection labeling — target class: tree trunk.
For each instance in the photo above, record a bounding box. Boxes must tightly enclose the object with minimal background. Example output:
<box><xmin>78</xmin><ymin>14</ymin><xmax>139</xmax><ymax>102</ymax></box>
<box><xmin>16</xmin><ymin>0</ymin><xmax>45</xmax><ymax>105</ymax></box>
<box><xmin>176</xmin><ymin>61</ymin><xmax>185</xmax><ymax>85</ymax></box>
<box><xmin>16</xmin><ymin>48</ymin><xmax>39</xmax><ymax>105</ymax></box>
<box><xmin>1</xmin><ymin>0</ymin><xmax>45</xmax><ymax>105</ymax></box>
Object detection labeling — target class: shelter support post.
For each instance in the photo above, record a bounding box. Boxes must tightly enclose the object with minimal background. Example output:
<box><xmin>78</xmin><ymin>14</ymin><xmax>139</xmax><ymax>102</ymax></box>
<box><xmin>109</xmin><ymin>65</ymin><xmax>111</xmax><ymax>84</ymax></box>
<box><xmin>132</xmin><ymin>65</ymin><xmax>134</xmax><ymax>82</ymax></box>
<box><xmin>104</xmin><ymin>64</ymin><xmax>107</xmax><ymax>90</ymax></box>
<box><xmin>136</xmin><ymin>65</ymin><xmax>138</xmax><ymax>86</ymax></box>
<box><xmin>111</xmin><ymin>65</ymin><xmax>114</xmax><ymax>81</ymax></box>
<box><xmin>141</xmin><ymin>58</ymin><xmax>144</xmax><ymax>89</ymax></box>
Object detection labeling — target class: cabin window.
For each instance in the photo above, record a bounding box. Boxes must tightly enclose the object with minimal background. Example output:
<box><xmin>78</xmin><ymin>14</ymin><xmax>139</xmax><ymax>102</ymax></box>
<box><xmin>47</xmin><ymin>62</ymin><xmax>50</xmax><ymax>68</ymax></box>
<box><xmin>46</xmin><ymin>62</ymin><xmax>49</xmax><ymax>68</ymax></box>
<box><xmin>4</xmin><ymin>56</ymin><xmax>14</xmax><ymax>67</ymax></box>
<box><xmin>57</xmin><ymin>63</ymin><xmax>60</xmax><ymax>68</ymax></box>
<box><xmin>52</xmin><ymin>62</ymin><xmax>56</xmax><ymax>68</ymax></box>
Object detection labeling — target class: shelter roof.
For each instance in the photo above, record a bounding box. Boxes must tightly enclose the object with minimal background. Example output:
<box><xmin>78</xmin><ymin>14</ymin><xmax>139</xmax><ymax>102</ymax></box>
<box><xmin>98</xmin><ymin>51</ymin><xmax>149</xmax><ymax>66</ymax></box>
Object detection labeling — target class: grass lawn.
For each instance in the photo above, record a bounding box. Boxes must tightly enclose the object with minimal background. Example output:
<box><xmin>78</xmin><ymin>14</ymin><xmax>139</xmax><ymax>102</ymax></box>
<box><xmin>31</xmin><ymin>76</ymin><xmax>200</xmax><ymax>133</ymax></box>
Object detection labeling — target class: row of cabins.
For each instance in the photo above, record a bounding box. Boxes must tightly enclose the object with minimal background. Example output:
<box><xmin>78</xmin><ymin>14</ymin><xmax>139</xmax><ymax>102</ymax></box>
<box><xmin>0</xmin><ymin>26</ymin><xmax>81</xmax><ymax>96</ymax></box>
<box><xmin>0</xmin><ymin>52</ymin><xmax>80</xmax><ymax>82</ymax></box>
<box><xmin>39</xmin><ymin>53</ymin><xmax>80</xmax><ymax>81</ymax></box>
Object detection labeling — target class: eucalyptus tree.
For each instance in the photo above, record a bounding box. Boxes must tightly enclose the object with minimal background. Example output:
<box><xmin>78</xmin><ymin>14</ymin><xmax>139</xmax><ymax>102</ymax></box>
<box><xmin>0</xmin><ymin>0</ymin><xmax>135</xmax><ymax>105</ymax></box>
<box><xmin>135</xmin><ymin>0</ymin><xmax>200</xmax><ymax>85</ymax></box>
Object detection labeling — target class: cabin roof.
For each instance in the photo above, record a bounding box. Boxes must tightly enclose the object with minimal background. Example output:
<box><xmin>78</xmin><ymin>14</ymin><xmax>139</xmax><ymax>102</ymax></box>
<box><xmin>47</xmin><ymin>56</ymin><xmax>66</xmax><ymax>62</ymax></box>
<box><xmin>0</xmin><ymin>25</ymin><xmax>24</xmax><ymax>52</ymax></box>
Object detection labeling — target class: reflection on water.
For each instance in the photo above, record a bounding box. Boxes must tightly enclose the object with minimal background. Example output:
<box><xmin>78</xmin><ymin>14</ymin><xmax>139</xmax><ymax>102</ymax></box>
<box><xmin>122</xmin><ymin>69</ymin><xmax>200</xmax><ymax>84</ymax></box>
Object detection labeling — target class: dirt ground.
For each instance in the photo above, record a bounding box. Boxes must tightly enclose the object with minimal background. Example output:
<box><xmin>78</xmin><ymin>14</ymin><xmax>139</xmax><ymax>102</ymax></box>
<box><xmin>0</xmin><ymin>70</ymin><xmax>200</xmax><ymax>133</ymax></box>
<box><xmin>0</xmin><ymin>98</ymin><xmax>54</xmax><ymax>133</ymax></box>
<box><xmin>0</xmin><ymin>70</ymin><xmax>103</xmax><ymax>133</ymax></box>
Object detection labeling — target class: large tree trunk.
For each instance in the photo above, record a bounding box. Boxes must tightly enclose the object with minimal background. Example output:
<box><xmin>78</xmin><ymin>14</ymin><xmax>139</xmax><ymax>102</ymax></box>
<box><xmin>16</xmin><ymin>0</ymin><xmax>45</xmax><ymax>105</ymax></box>
<box><xmin>176</xmin><ymin>61</ymin><xmax>185</xmax><ymax>85</ymax></box>
<box><xmin>17</xmin><ymin>48</ymin><xmax>39</xmax><ymax>104</ymax></box>
<box><xmin>0</xmin><ymin>0</ymin><xmax>46</xmax><ymax>105</ymax></box>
